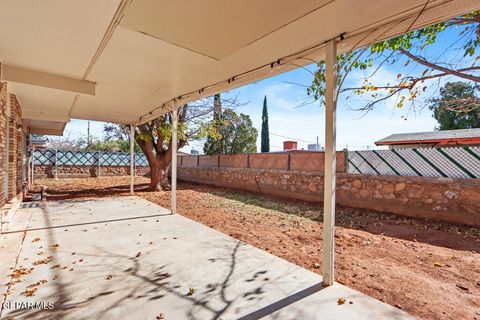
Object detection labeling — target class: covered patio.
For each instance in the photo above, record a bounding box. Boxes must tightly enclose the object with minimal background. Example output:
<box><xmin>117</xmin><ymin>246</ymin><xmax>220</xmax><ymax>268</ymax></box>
<box><xmin>1</xmin><ymin>196</ymin><xmax>412</xmax><ymax>319</ymax></box>
<box><xmin>1</xmin><ymin>0</ymin><xmax>479</xmax><ymax>318</ymax></box>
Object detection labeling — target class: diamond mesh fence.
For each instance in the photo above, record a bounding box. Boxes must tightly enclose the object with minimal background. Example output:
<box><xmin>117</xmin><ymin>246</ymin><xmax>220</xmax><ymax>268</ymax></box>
<box><xmin>33</xmin><ymin>149</ymin><xmax>149</xmax><ymax>167</ymax></box>
<box><xmin>348</xmin><ymin>146</ymin><xmax>480</xmax><ymax>179</ymax></box>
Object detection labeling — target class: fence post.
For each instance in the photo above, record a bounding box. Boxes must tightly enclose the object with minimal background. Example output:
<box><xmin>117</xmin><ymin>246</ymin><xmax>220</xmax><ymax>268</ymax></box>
<box><xmin>133</xmin><ymin>152</ymin><xmax>136</xmax><ymax>177</ymax></box>
<box><xmin>287</xmin><ymin>152</ymin><xmax>291</xmax><ymax>170</ymax></box>
<box><xmin>97</xmin><ymin>152</ymin><xmax>101</xmax><ymax>177</ymax></box>
<box><xmin>54</xmin><ymin>148</ymin><xmax>58</xmax><ymax>179</ymax></box>
<box><xmin>247</xmin><ymin>154</ymin><xmax>250</xmax><ymax>168</ymax></box>
<box><xmin>217</xmin><ymin>154</ymin><xmax>220</xmax><ymax>167</ymax></box>
<box><xmin>343</xmin><ymin>148</ymin><xmax>349</xmax><ymax>173</ymax></box>
<box><xmin>197</xmin><ymin>155</ymin><xmax>200</xmax><ymax>166</ymax></box>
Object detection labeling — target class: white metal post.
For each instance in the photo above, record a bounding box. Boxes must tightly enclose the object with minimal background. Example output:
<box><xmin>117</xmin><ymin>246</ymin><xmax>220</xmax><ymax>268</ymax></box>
<box><xmin>31</xmin><ymin>148</ymin><xmax>35</xmax><ymax>185</ymax></box>
<box><xmin>129</xmin><ymin>124</ymin><xmax>135</xmax><ymax>195</ymax></box>
<box><xmin>171</xmin><ymin>103</ymin><xmax>179</xmax><ymax>215</ymax></box>
<box><xmin>322</xmin><ymin>39</ymin><xmax>337</xmax><ymax>286</ymax></box>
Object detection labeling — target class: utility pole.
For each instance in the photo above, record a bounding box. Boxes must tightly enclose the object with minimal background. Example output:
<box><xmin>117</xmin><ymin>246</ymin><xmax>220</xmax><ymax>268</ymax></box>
<box><xmin>87</xmin><ymin>121</ymin><xmax>91</xmax><ymax>150</ymax></box>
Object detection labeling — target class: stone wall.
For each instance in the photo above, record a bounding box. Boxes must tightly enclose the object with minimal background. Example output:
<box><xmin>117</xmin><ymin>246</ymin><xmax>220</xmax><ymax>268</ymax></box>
<box><xmin>178</xmin><ymin>167</ymin><xmax>480</xmax><ymax>227</ymax></box>
<box><xmin>33</xmin><ymin>165</ymin><xmax>150</xmax><ymax>178</ymax></box>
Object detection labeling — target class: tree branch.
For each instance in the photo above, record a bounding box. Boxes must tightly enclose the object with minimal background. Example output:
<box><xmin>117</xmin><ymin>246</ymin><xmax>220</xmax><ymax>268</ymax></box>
<box><xmin>398</xmin><ymin>48</ymin><xmax>480</xmax><ymax>82</ymax></box>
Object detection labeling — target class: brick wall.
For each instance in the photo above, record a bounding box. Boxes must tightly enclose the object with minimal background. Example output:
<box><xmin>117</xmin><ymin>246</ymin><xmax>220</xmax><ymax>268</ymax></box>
<box><xmin>0</xmin><ymin>83</ymin><xmax>25</xmax><ymax>207</ymax></box>
<box><xmin>8</xmin><ymin>94</ymin><xmax>22</xmax><ymax>200</ymax></box>
<box><xmin>178</xmin><ymin>167</ymin><xmax>480</xmax><ymax>227</ymax></box>
<box><xmin>33</xmin><ymin>164</ymin><xmax>150</xmax><ymax>178</ymax></box>
<box><xmin>0</xmin><ymin>82</ymin><xmax>7</xmax><ymax>207</ymax></box>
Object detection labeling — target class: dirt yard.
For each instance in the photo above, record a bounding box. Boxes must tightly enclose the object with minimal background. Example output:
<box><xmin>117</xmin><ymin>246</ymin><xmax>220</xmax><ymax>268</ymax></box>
<box><xmin>33</xmin><ymin>176</ymin><xmax>480</xmax><ymax>320</ymax></box>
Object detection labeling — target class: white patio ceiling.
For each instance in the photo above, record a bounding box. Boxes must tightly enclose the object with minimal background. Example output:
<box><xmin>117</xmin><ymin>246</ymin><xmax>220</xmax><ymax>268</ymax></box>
<box><xmin>0</xmin><ymin>0</ymin><xmax>478</xmax><ymax>134</ymax></box>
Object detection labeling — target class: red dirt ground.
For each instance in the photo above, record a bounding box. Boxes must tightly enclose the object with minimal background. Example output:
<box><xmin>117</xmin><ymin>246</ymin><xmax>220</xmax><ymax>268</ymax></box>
<box><xmin>34</xmin><ymin>176</ymin><xmax>480</xmax><ymax>320</ymax></box>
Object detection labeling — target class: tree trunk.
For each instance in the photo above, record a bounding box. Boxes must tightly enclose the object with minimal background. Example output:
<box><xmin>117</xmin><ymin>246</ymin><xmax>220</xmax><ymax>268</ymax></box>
<box><xmin>143</xmin><ymin>150</ymin><xmax>172</xmax><ymax>191</ymax></box>
<box><xmin>149</xmin><ymin>161</ymin><xmax>171</xmax><ymax>191</ymax></box>
<box><xmin>134</xmin><ymin>106</ymin><xmax>187</xmax><ymax>192</ymax></box>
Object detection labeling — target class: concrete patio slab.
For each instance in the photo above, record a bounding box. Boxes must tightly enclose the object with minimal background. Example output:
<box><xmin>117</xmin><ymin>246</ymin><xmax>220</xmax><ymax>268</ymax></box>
<box><xmin>0</xmin><ymin>197</ymin><xmax>414</xmax><ymax>320</ymax></box>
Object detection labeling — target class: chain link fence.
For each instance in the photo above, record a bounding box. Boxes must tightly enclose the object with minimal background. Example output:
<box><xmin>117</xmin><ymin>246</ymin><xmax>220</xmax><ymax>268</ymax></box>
<box><xmin>33</xmin><ymin>149</ymin><xmax>149</xmax><ymax>167</ymax></box>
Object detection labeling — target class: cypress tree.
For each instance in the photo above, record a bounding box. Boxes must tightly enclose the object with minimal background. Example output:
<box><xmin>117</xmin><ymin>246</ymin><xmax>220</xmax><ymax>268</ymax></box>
<box><xmin>261</xmin><ymin>95</ymin><xmax>270</xmax><ymax>152</ymax></box>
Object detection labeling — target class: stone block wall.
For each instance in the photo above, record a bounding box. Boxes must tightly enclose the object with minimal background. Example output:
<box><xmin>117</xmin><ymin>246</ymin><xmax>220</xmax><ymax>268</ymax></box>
<box><xmin>33</xmin><ymin>164</ymin><xmax>150</xmax><ymax>178</ymax></box>
<box><xmin>177</xmin><ymin>167</ymin><xmax>480</xmax><ymax>227</ymax></box>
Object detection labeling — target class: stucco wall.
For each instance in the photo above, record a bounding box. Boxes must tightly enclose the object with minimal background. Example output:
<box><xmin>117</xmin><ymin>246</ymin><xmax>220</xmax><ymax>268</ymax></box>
<box><xmin>179</xmin><ymin>151</ymin><xmax>347</xmax><ymax>173</ymax></box>
<box><xmin>178</xmin><ymin>166</ymin><xmax>480</xmax><ymax>227</ymax></box>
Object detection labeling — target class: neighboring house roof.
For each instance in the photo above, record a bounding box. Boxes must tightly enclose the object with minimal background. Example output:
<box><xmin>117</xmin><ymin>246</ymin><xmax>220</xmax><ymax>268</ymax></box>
<box><xmin>31</xmin><ymin>138</ymin><xmax>48</xmax><ymax>148</ymax></box>
<box><xmin>375</xmin><ymin>128</ymin><xmax>480</xmax><ymax>146</ymax></box>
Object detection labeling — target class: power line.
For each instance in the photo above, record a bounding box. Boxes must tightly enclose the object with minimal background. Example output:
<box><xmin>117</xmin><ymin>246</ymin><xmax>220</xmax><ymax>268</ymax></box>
<box><xmin>269</xmin><ymin>132</ymin><xmax>317</xmax><ymax>144</ymax></box>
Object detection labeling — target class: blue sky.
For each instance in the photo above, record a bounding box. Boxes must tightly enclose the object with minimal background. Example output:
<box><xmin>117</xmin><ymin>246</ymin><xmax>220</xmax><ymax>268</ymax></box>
<box><xmin>62</xmin><ymin>25</ymin><xmax>476</xmax><ymax>153</ymax></box>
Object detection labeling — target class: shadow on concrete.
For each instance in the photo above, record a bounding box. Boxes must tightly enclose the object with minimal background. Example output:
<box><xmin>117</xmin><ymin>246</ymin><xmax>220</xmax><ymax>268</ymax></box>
<box><xmin>2</xmin><ymin>213</ymin><xmax>171</xmax><ymax>235</ymax></box>
<box><xmin>236</xmin><ymin>283</ymin><xmax>324</xmax><ymax>320</ymax></box>
<box><xmin>6</xmin><ymin>236</ymin><xmax>300</xmax><ymax>320</ymax></box>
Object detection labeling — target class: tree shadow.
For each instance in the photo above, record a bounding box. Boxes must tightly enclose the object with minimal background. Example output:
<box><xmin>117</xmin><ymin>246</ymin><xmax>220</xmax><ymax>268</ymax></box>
<box><xmin>4</xmin><ymin>234</ymin><xmax>318</xmax><ymax>320</ymax></box>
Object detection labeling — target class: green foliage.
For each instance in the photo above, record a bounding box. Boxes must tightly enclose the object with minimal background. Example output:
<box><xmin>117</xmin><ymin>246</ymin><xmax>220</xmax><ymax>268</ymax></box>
<box><xmin>429</xmin><ymin>81</ymin><xmax>480</xmax><ymax>130</ymax></box>
<box><xmin>261</xmin><ymin>95</ymin><xmax>270</xmax><ymax>153</ymax></box>
<box><xmin>370</xmin><ymin>23</ymin><xmax>447</xmax><ymax>53</ymax></box>
<box><xmin>87</xmin><ymin>137</ymin><xmax>141</xmax><ymax>152</ymax></box>
<box><xmin>203</xmin><ymin>108</ymin><xmax>257</xmax><ymax>155</ymax></box>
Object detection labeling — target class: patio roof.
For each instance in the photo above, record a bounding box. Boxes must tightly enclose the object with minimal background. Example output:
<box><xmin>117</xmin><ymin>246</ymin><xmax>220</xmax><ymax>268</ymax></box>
<box><xmin>0</xmin><ymin>0</ymin><xmax>478</xmax><ymax>134</ymax></box>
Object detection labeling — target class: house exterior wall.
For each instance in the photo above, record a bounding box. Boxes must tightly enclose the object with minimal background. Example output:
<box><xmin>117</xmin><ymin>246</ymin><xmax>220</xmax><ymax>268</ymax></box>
<box><xmin>0</xmin><ymin>82</ymin><xmax>7</xmax><ymax>207</ymax></box>
<box><xmin>8</xmin><ymin>94</ymin><xmax>23</xmax><ymax>200</ymax></box>
<box><xmin>0</xmin><ymin>82</ymin><xmax>25</xmax><ymax>207</ymax></box>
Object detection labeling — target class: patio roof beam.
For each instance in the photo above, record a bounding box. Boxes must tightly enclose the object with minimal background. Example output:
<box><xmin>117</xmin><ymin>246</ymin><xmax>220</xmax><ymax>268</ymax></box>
<box><xmin>322</xmin><ymin>38</ymin><xmax>337</xmax><ymax>287</ymax></box>
<box><xmin>0</xmin><ymin>64</ymin><xmax>96</xmax><ymax>96</ymax></box>
<box><xmin>22</xmin><ymin>110</ymin><xmax>70</xmax><ymax>123</ymax></box>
